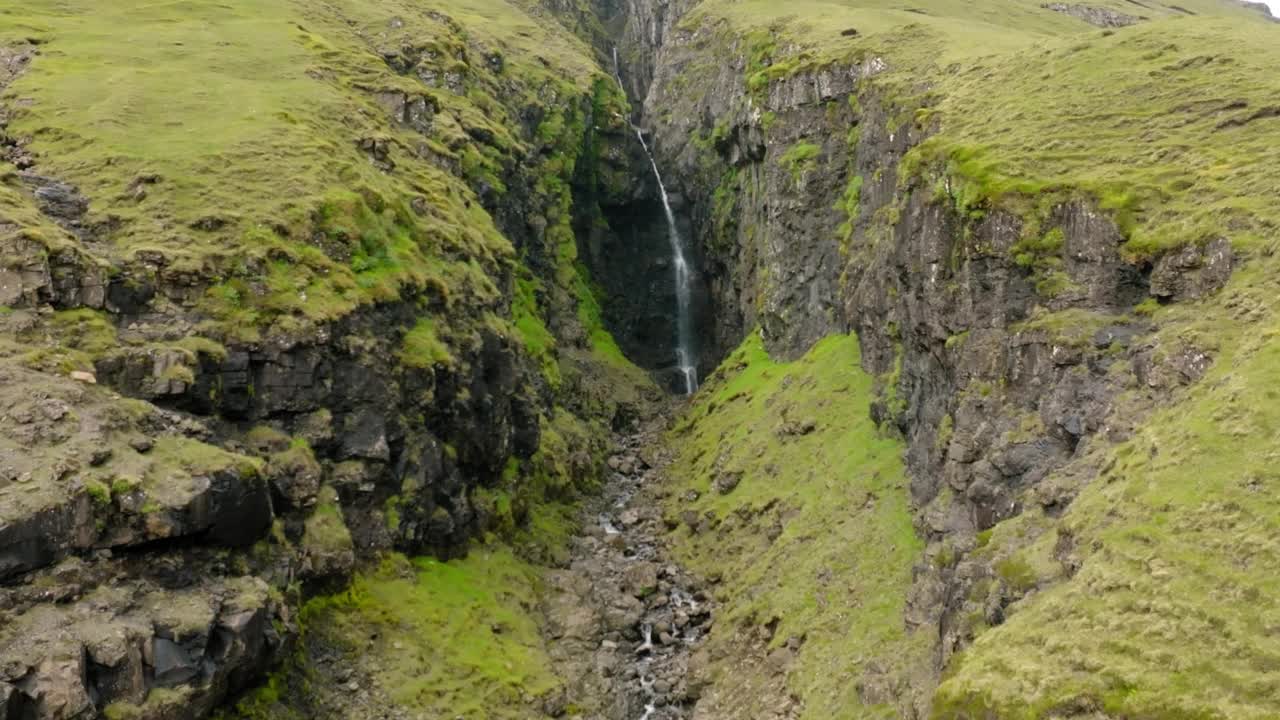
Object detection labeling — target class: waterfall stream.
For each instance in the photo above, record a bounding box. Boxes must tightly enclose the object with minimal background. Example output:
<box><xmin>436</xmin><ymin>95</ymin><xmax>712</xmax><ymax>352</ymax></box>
<box><xmin>613</xmin><ymin>49</ymin><xmax>699</xmax><ymax>395</ymax></box>
<box><xmin>543</xmin><ymin>421</ymin><xmax>713</xmax><ymax>720</ymax></box>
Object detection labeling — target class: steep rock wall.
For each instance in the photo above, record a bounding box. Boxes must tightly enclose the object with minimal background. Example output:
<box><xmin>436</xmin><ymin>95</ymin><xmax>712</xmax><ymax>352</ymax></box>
<box><xmin>621</xmin><ymin>2</ymin><xmax>1240</xmax><ymax>715</ymax></box>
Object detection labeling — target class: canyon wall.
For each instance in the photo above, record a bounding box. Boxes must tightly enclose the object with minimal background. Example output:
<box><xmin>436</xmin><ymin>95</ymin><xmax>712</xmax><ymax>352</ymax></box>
<box><xmin>4</xmin><ymin>0</ymin><xmax>1280</xmax><ymax>718</ymax></box>
<box><xmin>0</xmin><ymin>3</ymin><xmax>663</xmax><ymax>717</ymax></box>
<box><xmin>616</xmin><ymin>1</ymin><xmax>1269</xmax><ymax>716</ymax></box>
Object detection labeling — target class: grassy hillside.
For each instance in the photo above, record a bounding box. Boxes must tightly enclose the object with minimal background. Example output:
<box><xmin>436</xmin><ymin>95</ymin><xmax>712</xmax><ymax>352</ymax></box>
<box><xmin>891</xmin><ymin>9</ymin><xmax>1280</xmax><ymax>717</ymax></box>
<box><xmin>683</xmin><ymin>0</ymin><xmax>1263</xmax><ymax>70</ymax></box>
<box><xmin>0</xmin><ymin>1</ymin><xmax>658</xmax><ymax>717</ymax></box>
<box><xmin>667</xmin><ymin>333</ymin><xmax>927</xmax><ymax>719</ymax></box>
<box><xmin>223</xmin><ymin>550</ymin><xmax>561</xmax><ymax>720</ymax></box>
<box><xmin>914</xmin><ymin>16</ymin><xmax>1280</xmax><ymax>259</ymax></box>
<box><xmin>0</xmin><ymin>0</ymin><xmax>600</xmax><ymax>343</ymax></box>
<box><xmin>685</xmin><ymin>0</ymin><xmax>1280</xmax><ymax>263</ymax></box>
<box><xmin>934</xmin><ymin>261</ymin><xmax>1280</xmax><ymax>714</ymax></box>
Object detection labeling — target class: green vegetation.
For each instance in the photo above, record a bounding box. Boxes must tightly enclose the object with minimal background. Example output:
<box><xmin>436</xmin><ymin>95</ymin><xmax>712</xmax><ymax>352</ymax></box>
<box><xmin>147</xmin><ymin>437</ymin><xmax>261</xmax><ymax>480</ymax></box>
<box><xmin>836</xmin><ymin>174</ymin><xmax>864</xmax><ymax>249</ymax></box>
<box><xmin>0</xmin><ymin>0</ymin><xmax>604</xmax><ymax>346</ymax></box>
<box><xmin>104</xmin><ymin>688</ymin><xmax>192</xmax><ymax>720</ymax></box>
<box><xmin>687</xmin><ymin>0</ymin><xmax>1279</xmax><ymax>266</ymax></box>
<box><xmin>213</xmin><ymin>672</ymin><xmax>297</xmax><ymax>720</ymax></box>
<box><xmin>1010</xmin><ymin>225</ymin><xmax>1071</xmax><ymax>297</ymax></box>
<box><xmin>711</xmin><ymin>168</ymin><xmax>741</xmax><ymax>247</ymax></box>
<box><xmin>0</xmin><ymin>1</ymin><xmax>651</xmax><ymax>717</ymax></box>
<box><xmin>475</xmin><ymin>409</ymin><xmax>607</xmax><ymax>565</ymax></box>
<box><xmin>399</xmin><ymin>318</ymin><xmax>455</xmax><ymax>370</ymax></box>
<box><xmin>302</xmin><ymin>486</ymin><xmax>353</xmax><ymax>557</ymax></box>
<box><xmin>685</xmin><ymin>0</ymin><xmax>1259</xmax><ymax>75</ymax></box>
<box><xmin>669</xmin><ymin>332</ymin><xmax>927</xmax><ymax>718</ymax></box>
<box><xmin>302</xmin><ymin>551</ymin><xmax>559</xmax><ymax>718</ymax></box>
<box><xmin>512</xmin><ymin>273</ymin><xmax>561</xmax><ymax>387</ymax></box>
<box><xmin>780</xmin><ymin>142</ymin><xmax>821</xmax><ymax>183</ymax></box>
<box><xmin>15</xmin><ymin>308</ymin><xmax>120</xmax><ymax>373</ymax></box>
<box><xmin>953</xmin><ymin>26</ymin><xmax>1269</xmax><ymax>253</ymax></box>
<box><xmin>84</xmin><ymin>479</ymin><xmax>111</xmax><ymax>506</ymax></box>
<box><xmin>1014</xmin><ymin>307</ymin><xmax>1128</xmax><ymax>349</ymax></box>
<box><xmin>666</xmin><ymin>17</ymin><xmax>1280</xmax><ymax>713</ymax></box>
<box><xmin>913</xmin><ymin>17</ymin><xmax>1280</xmax><ymax>260</ymax></box>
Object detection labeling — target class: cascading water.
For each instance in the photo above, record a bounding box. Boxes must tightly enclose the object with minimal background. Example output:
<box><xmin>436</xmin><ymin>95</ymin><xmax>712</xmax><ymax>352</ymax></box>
<box><xmin>613</xmin><ymin>49</ymin><xmax>699</xmax><ymax>395</ymax></box>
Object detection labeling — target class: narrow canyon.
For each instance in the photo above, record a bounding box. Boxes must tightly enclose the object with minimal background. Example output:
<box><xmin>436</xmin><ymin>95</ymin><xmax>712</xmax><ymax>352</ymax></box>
<box><xmin>1</xmin><ymin>1</ymin><xmax>1278</xmax><ymax>719</ymax></box>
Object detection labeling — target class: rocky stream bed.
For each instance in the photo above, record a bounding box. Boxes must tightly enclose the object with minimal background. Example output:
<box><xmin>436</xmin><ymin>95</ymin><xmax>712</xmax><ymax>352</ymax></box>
<box><xmin>542</xmin><ymin>415</ymin><xmax>713</xmax><ymax>720</ymax></box>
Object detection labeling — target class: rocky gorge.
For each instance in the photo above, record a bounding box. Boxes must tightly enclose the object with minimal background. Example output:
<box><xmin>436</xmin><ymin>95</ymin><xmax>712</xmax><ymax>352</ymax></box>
<box><xmin>3</xmin><ymin>0</ymin><xmax>1280</xmax><ymax>718</ymax></box>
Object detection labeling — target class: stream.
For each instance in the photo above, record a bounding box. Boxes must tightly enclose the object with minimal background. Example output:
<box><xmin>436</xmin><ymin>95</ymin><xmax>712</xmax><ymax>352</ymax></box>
<box><xmin>543</xmin><ymin>416</ymin><xmax>713</xmax><ymax>719</ymax></box>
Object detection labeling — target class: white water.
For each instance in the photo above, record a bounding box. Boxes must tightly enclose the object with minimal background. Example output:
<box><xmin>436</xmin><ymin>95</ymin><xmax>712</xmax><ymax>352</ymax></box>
<box><xmin>613</xmin><ymin>49</ymin><xmax>699</xmax><ymax>395</ymax></box>
<box><xmin>636</xmin><ymin>623</ymin><xmax>655</xmax><ymax>655</ymax></box>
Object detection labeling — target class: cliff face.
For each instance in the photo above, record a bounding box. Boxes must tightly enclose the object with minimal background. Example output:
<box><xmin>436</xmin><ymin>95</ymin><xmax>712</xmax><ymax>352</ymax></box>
<box><xmin>0</xmin><ymin>2</ymin><xmax>660</xmax><ymax>717</ymax></box>
<box><xmin>618</xmin><ymin>0</ymin><xmax>1280</xmax><ymax>717</ymax></box>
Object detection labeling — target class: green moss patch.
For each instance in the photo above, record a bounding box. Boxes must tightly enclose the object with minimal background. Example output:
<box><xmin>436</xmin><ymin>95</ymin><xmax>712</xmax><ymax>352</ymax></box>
<box><xmin>512</xmin><ymin>272</ymin><xmax>560</xmax><ymax>387</ymax></box>
<box><xmin>780</xmin><ymin>141</ymin><xmax>821</xmax><ymax>182</ymax></box>
<box><xmin>399</xmin><ymin>318</ymin><xmax>455</xmax><ymax>370</ymax></box>
<box><xmin>302</xmin><ymin>550</ymin><xmax>559</xmax><ymax>719</ymax></box>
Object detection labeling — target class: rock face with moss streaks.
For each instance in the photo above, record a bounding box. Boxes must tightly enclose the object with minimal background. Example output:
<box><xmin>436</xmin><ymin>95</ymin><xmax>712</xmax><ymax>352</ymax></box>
<box><xmin>0</xmin><ymin>1</ymin><xmax>660</xmax><ymax>717</ymax></box>
<box><xmin>610</xmin><ymin>0</ymin><xmax>1280</xmax><ymax>716</ymax></box>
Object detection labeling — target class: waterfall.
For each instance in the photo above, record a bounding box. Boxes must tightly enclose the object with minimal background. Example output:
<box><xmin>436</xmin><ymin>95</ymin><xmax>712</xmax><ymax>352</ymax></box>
<box><xmin>613</xmin><ymin>49</ymin><xmax>700</xmax><ymax>395</ymax></box>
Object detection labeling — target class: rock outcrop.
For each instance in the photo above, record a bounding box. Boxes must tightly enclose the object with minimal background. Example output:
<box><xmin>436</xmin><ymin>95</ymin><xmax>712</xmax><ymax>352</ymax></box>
<box><xmin>1041</xmin><ymin>3</ymin><xmax>1143</xmax><ymax>27</ymax></box>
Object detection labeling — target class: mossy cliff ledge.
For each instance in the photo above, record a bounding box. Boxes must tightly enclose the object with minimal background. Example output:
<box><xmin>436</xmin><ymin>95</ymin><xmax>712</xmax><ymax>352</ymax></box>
<box><xmin>621</xmin><ymin>0</ymin><xmax>1280</xmax><ymax>717</ymax></box>
<box><xmin>0</xmin><ymin>1</ymin><xmax>660</xmax><ymax>718</ymax></box>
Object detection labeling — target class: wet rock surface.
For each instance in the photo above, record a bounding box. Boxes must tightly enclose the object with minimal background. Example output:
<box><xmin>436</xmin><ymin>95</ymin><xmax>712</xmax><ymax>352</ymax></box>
<box><xmin>545</xmin><ymin>416</ymin><xmax>713</xmax><ymax>720</ymax></box>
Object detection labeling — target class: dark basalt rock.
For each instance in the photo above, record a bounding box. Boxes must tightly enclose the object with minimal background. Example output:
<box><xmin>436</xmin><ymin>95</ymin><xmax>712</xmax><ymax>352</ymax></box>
<box><xmin>0</xmin><ymin>498</ymin><xmax>89</xmax><ymax>581</ymax></box>
<box><xmin>1149</xmin><ymin>236</ymin><xmax>1235</xmax><ymax>301</ymax></box>
<box><xmin>1</xmin><ymin>557</ymin><xmax>284</xmax><ymax>720</ymax></box>
<box><xmin>0</xmin><ymin>682</ymin><xmax>18</xmax><ymax>718</ymax></box>
<box><xmin>0</xmin><ymin>16</ymin><xmax>650</xmax><ymax>719</ymax></box>
<box><xmin>152</xmin><ymin>638</ymin><xmax>200</xmax><ymax>687</ymax></box>
<box><xmin>205</xmin><ymin>470</ymin><xmax>274</xmax><ymax>547</ymax></box>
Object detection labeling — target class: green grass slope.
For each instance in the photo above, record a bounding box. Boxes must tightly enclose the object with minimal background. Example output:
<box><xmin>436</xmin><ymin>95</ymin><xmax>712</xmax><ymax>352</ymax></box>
<box><xmin>667</xmin><ymin>333</ymin><xmax>927</xmax><ymax>719</ymax></box>
<box><xmin>221</xmin><ymin>550</ymin><xmax>560</xmax><ymax>720</ymax></box>
<box><xmin>893</xmin><ymin>9</ymin><xmax>1280</xmax><ymax>718</ymax></box>
<box><xmin>0</xmin><ymin>0</ymin><xmax>600</xmax><ymax>342</ymax></box>
<box><xmin>688</xmin><ymin>0</ymin><xmax>1280</xmax><ymax>263</ymax></box>
<box><xmin>914</xmin><ymin>16</ymin><xmax>1280</xmax><ymax>260</ymax></box>
<box><xmin>1</xmin><ymin>1</ymin><xmax>657</xmax><ymax>717</ymax></box>
<box><xmin>683</xmin><ymin>0</ymin><xmax>1263</xmax><ymax>72</ymax></box>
